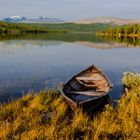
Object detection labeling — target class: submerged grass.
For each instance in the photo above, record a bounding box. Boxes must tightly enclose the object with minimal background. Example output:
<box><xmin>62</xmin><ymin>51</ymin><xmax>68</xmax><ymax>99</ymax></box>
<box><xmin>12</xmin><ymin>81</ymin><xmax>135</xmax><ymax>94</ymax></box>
<box><xmin>0</xmin><ymin>72</ymin><xmax>140</xmax><ymax>139</ymax></box>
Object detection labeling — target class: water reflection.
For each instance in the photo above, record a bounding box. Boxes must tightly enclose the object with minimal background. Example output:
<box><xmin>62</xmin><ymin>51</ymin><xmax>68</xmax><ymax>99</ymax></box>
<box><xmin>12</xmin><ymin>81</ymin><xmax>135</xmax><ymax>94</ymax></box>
<box><xmin>0</xmin><ymin>33</ymin><xmax>104</xmax><ymax>43</ymax></box>
<box><xmin>0</xmin><ymin>33</ymin><xmax>140</xmax><ymax>104</ymax></box>
<box><xmin>98</xmin><ymin>35</ymin><xmax>140</xmax><ymax>47</ymax></box>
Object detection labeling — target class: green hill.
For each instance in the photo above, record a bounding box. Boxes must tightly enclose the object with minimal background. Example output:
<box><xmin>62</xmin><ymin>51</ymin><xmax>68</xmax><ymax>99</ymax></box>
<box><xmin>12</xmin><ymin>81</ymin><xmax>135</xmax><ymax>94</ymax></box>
<box><xmin>0</xmin><ymin>22</ymin><xmax>110</xmax><ymax>34</ymax></box>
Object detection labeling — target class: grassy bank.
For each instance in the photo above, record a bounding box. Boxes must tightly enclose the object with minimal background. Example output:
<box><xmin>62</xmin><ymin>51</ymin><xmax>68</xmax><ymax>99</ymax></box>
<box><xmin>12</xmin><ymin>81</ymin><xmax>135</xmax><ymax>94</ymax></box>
<box><xmin>0</xmin><ymin>73</ymin><xmax>140</xmax><ymax>139</ymax></box>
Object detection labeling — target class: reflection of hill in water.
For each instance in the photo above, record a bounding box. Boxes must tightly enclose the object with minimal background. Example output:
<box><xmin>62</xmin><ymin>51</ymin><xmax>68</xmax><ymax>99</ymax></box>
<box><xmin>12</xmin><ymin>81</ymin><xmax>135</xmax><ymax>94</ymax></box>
<box><xmin>98</xmin><ymin>35</ymin><xmax>140</xmax><ymax>48</ymax></box>
<box><xmin>0</xmin><ymin>40</ymin><xmax>135</xmax><ymax>55</ymax></box>
<box><xmin>1</xmin><ymin>40</ymin><xmax>62</xmax><ymax>47</ymax></box>
<box><xmin>0</xmin><ymin>33</ymin><xmax>140</xmax><ymax>55</ymax></box>
<box><xmin>75</xmin><ymin>41</ymin><xmax>140</xmax><ymax>49</ymax></box>
<box><xmin>0</xmin><ymin>33</ymin><xmax>106</xmax><ymax>54</ymax></box>
<box><xmin>0</xmin><ymin>40</ymin><xmax>63</xmax><ymax>55</ymax></box>
<box><xmin>1</xmin><ymin>33</ymin><xmax>140</xmax><ymax>48</ymax></box>
<box><xmin>0</xmin><ymin>33</ymin><xmax>104</xmax><ymax>43</ymax></box>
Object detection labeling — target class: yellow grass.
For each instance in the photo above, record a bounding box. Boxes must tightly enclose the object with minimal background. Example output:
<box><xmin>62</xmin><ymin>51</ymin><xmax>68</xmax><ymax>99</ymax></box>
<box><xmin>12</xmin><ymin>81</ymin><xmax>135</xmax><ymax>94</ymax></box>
<box><xmin>0</xmin><ymin>72</ymin><xmax>140</xmax><ymax>139</ymax></box>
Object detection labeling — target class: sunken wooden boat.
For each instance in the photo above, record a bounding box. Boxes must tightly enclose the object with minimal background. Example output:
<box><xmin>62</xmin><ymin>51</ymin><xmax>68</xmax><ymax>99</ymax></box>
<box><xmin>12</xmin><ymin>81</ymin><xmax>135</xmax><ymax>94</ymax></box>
<box><xmin>59</xmin><ymin>65</ymin><xmax>112</xmax><ymax>111</ymax></box>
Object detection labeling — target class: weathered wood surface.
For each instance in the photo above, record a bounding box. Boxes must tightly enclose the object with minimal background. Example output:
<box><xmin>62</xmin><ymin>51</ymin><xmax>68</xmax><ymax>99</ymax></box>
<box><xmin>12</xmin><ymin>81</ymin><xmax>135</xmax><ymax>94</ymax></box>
<box><xmin>76</xmin><ymin>76</ymin><xmax>104</xmax><ymax>81</ymax></box>
<box><xmin>68</xmin><ymin>91</ymin><xmax>106</xmax><ymax>96</ymax></box>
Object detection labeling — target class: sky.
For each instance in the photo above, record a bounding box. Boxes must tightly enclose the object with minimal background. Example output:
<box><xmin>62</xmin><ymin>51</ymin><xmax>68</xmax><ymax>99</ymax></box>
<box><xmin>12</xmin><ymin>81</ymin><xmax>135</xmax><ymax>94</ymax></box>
<box><xmin>0</xmin><ymin>0</ymin><xmax>140</xmax><ymax>21</ymax></box>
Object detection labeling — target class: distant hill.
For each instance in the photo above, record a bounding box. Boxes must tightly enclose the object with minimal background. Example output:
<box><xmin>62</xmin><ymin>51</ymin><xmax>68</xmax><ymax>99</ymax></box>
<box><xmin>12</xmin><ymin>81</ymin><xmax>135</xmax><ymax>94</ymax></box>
<box><xmin>23</xmin><ymin>16</ymin><xmax>64</xmax><ymax>23</ymax></box>
<box><xmin>2</xmin><ymin>16</ymin><xmax>140</xmax><ymax>25</ymax></box>
<box><xmin>2</xmin><ymin>16</ymin><xmax>64</xmax><ymax>23</ymax></box>
<box><xmin>74</xmin><ymin>17</ymin><xmax>140</xmax><ymax>25</ymax></box>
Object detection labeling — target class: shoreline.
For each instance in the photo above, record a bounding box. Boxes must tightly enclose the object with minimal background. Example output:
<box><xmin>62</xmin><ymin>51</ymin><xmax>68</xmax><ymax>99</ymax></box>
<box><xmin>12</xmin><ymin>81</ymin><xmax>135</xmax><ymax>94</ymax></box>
<box><xmin>0</xmin><ymin>72</ymin><xmax>139</xmax><ymax>139</ymax></box>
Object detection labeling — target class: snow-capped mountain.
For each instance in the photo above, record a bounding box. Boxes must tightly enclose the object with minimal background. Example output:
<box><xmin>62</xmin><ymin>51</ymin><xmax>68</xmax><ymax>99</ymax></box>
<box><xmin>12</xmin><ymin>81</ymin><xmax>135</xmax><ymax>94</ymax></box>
<box><xmin>2</xmin><ymin>16</ymin><xmax>64</xmax><ymax>23</ymax></box>
<box><xmin>9</xmin><ymin>15</ymin><xmax>24</xmax><ymax>20</ymax></box>
<box><xmin>3</xmin><ymin>16</ymin><xmax>26</xmax><ymax>22</ymax></box>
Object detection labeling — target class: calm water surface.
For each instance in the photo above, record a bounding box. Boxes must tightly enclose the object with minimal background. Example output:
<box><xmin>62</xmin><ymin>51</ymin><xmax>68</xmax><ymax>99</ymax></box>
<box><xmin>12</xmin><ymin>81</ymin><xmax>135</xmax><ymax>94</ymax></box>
<box><xmin>0</xmin><ymin>33</ymin><xmax>140</xmax><ymax>105</ymax></box>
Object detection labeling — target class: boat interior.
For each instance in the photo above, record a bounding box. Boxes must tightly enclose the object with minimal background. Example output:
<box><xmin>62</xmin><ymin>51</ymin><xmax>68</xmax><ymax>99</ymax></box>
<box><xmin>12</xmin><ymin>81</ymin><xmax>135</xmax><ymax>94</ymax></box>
<box><xmin>63</xmin><ymin>67</ymin><xmax>110</xmax><ymax>103</ymax></box>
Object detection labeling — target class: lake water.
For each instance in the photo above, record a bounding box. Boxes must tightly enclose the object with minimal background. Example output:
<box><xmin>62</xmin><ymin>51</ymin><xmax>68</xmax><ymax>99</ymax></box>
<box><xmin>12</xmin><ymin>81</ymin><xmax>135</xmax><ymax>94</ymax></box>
<box><xmin>0</xmin><ymin>33</ymin><xmax>140</xmax><ymax>105</ymax></box>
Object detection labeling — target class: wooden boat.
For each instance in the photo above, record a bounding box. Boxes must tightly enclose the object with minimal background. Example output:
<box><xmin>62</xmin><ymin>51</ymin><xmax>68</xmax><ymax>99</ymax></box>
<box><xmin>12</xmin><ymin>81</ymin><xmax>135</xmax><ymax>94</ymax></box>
<box><xmin>59</xmin><ymin>65</ymin><xmax>112</xmax><ymax>111</ymax></box>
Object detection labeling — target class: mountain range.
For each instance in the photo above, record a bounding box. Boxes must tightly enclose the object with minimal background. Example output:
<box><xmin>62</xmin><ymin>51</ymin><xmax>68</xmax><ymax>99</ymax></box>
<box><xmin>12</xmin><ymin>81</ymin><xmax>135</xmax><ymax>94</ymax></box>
<box><xmin>1</xmin><ymin>16</ymin><xmax>64</xmax><ymax>23</ymax></box>
<box><xmin>1</xmin><ymin>16</ymin><xmax>140</xmax><ymax>25</ymax></box>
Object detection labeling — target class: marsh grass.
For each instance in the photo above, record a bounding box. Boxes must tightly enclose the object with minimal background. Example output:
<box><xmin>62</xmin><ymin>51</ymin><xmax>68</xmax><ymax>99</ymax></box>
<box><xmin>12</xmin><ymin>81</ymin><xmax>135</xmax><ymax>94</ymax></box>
<box><xmin>122</xmin><ymin>72</ymin><xmax>140</xmax><ymax>89</ymax></box>
<box><xmin>0</xmin><ymin>72</ymin><xmax>140</xmax><ymax>140</ymax></box>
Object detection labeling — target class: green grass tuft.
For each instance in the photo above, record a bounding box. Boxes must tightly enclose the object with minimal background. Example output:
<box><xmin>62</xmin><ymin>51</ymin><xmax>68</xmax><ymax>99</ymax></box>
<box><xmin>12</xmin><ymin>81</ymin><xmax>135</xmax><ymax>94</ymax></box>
<box><xmin>122</xmin><ymin>72</ymin><xmax>140</xmax><ymax>89</ymax></box>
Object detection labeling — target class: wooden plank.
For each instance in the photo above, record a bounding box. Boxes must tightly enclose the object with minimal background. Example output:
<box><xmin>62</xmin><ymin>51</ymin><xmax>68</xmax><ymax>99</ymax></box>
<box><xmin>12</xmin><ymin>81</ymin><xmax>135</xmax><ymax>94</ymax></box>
<box><xmin>76</xmin><ymin>77</ymin><xmax>104</xmax><ymax>81</ymax></box>
<box><xmin>68</xmin><ymin>91</ymin><xmax>105</xmax><ymax>96</ymax></box>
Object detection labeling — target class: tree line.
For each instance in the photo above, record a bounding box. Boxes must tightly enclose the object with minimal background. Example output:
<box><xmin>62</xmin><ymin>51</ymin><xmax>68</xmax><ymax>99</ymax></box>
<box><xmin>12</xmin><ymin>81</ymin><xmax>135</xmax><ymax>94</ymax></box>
<box><xmin>0</xmin><ymin>22</ymin><xmax>66</xmax><ymax>34</ymax></box>
<box><xmin>97</xmin><ymin>24</ymin><xmax>140</xmax><ymax>36</ymax></box>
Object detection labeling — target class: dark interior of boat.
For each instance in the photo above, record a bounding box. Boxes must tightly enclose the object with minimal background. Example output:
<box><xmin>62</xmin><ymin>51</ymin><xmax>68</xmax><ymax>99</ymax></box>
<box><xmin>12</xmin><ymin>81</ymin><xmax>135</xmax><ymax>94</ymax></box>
<box><xmin>64</xmin><ymin>78</ymin><xmax>109</xmax><ymax>102</ymax></box>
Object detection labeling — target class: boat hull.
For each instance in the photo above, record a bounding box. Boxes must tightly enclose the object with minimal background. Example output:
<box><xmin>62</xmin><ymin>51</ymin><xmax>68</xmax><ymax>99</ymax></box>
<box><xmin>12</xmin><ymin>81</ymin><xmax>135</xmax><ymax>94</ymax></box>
<box><xmin>59</xmin><ymin>65</ymin><xmax>112</xmax><ymax>112</ymax></box>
